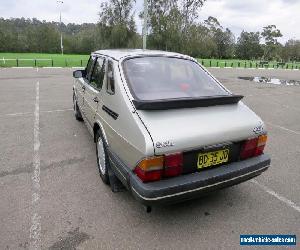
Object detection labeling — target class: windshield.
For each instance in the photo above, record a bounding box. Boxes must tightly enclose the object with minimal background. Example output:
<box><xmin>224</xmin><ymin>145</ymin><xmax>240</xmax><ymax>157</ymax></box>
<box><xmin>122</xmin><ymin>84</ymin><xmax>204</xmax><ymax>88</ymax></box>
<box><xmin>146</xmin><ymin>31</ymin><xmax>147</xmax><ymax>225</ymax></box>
<box><xmin>123</xmin><ymin>57</ymin><xmax>229</xmax><ymax>101</ymax></box>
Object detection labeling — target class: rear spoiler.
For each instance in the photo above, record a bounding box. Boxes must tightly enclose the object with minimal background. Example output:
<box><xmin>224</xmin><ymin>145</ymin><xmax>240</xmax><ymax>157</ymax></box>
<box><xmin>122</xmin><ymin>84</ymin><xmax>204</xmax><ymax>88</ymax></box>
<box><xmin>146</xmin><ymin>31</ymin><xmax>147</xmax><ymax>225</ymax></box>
<box><xmin>132</xmin><ymin>95</ymin><xmax>244</xmax><ymax>110</ymax></box>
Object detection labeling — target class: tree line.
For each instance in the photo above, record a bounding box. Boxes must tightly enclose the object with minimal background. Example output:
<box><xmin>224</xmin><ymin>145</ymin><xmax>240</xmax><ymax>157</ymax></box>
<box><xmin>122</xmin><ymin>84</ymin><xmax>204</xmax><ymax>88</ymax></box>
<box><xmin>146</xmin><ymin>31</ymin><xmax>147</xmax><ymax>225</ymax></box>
<box><xmin>0</xmin><ymin>0</ymin><xmax>299</xmax><ymax>61</ymax></box>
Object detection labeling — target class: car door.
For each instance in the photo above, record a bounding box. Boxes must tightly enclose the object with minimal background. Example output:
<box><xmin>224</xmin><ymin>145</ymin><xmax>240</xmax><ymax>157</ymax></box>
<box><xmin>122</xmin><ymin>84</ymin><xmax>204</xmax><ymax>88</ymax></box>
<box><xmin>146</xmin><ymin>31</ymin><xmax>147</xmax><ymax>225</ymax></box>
<box><xmin>83</xmin><ymin>56</ymin><xmax>106</xmax><ymax>127</ymax></box>
<box><xmin>76</xmin><ymin>55</ymin><xmax>96</xmax><ymax>110</ymax></box>
<box><xmin>96</xmin><ymin>59</ymin><xmax>120</xmax><ymax>150</ymax></box>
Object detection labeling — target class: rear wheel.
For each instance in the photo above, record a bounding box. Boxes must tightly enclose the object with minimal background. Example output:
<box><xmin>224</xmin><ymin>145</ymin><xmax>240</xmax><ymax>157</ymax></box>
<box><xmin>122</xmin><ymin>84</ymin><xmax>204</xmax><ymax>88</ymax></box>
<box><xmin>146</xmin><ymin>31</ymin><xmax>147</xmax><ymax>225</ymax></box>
<box><xmin>96</xmin><ymin>131</ymin><xmax>110</xmax><ymax>185</ymax></box>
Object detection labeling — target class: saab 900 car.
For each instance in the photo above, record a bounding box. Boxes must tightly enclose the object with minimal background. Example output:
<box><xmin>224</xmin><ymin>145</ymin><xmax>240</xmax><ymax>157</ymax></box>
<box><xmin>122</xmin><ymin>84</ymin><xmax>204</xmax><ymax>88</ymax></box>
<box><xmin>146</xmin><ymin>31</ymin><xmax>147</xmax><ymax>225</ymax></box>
<box><xmin>72</xmin><ymin>49</ymin><xmax>271</xmax><ymax>210</ymax></box>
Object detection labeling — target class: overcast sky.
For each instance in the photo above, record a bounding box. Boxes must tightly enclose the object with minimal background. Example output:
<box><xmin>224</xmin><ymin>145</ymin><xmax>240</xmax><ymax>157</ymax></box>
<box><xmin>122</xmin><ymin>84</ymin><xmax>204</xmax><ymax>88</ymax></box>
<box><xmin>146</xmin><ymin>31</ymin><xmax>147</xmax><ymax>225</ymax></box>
<box><xmin>0</xmin><ymin>0</ymin><xmax>299</xmax><ymax>43</ymax></box>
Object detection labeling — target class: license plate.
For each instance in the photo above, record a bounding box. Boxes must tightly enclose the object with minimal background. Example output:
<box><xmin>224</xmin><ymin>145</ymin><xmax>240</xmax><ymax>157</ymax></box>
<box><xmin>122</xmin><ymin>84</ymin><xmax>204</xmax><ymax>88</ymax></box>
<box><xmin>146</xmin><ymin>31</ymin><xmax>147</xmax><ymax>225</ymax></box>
<box><xmin>197</xmin><ymin>149</ymin><xmax>229</xmax><ymax>169</ymax></box>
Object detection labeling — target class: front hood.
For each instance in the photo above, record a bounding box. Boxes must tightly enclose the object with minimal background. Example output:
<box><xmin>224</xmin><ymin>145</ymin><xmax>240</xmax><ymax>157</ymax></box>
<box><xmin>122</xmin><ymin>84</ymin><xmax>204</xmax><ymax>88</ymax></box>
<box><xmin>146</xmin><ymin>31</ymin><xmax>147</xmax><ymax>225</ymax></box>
<box><xmin>137</xmin><ymin>102</ymin><xmax>265</xmax><ymax>155</ymax></box>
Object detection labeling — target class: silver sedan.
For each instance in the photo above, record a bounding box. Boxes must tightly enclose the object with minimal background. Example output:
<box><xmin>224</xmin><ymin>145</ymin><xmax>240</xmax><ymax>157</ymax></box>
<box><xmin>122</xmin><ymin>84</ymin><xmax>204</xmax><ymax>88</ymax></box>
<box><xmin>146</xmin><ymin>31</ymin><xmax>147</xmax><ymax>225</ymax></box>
<box><xmin>72</xmin><ymin>49</ymin><xmax>271</xmax><ymax>211</ymax></box>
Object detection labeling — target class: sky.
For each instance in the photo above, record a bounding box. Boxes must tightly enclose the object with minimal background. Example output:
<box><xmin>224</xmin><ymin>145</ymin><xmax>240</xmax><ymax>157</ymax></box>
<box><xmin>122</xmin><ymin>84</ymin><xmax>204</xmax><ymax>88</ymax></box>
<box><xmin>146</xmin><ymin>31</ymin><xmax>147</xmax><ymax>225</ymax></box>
<box><xmin>0</xmin><ymin>0</ymin><xmax>299</xmax><ymax>43</ymax></box>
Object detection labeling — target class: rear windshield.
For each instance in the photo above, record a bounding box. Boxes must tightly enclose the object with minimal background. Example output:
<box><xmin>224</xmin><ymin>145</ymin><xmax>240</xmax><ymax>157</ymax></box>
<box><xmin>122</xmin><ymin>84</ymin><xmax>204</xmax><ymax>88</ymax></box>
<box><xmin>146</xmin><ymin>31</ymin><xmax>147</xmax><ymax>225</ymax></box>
<box><xmin>123</xmin><ymin>57</ymin><xmax>229</xmax><ymax>101</ymax></box>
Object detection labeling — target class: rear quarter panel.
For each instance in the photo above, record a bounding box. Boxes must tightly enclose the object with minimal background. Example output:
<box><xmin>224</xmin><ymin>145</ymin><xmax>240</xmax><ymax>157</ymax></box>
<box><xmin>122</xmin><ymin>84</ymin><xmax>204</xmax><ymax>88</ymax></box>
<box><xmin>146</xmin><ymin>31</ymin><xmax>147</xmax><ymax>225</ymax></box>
<box><xmin>95</xmin><ymin>60</ymin><xmax>154</xmax><ymax>169</ymax></box>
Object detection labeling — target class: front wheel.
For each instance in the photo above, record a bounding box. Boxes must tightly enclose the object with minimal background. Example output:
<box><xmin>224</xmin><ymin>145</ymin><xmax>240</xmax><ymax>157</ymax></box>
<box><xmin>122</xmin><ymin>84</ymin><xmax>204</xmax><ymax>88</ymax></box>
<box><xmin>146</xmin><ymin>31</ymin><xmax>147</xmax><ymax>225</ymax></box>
<box><xmin>96</xmin><ymin>131</ymin><xmax>110</xmax><ymax>185</ymax></box>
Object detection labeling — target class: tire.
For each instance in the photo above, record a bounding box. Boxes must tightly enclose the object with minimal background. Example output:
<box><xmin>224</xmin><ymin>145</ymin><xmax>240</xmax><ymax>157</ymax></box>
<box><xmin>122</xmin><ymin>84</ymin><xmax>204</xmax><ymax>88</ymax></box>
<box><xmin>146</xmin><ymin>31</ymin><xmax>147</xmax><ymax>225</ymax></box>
<box><xmin>73</xmin><ymin>93</ymin><xmax>83</xmax><ymax>121</ymax></box>
<box><xmin>95</xmin><ymin>131</ymin><xmax>110</xmax><ymax>185</ymax></box>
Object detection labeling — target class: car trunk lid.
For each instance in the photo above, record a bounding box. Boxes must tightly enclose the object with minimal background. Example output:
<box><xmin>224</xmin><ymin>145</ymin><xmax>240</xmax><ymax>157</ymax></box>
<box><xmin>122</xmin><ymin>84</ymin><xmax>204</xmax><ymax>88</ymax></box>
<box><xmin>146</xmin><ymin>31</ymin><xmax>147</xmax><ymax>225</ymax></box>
<box><xmin>136</xmin><ymin>102</ymin><xmax>264</xmax><ymax>156</ymax></box>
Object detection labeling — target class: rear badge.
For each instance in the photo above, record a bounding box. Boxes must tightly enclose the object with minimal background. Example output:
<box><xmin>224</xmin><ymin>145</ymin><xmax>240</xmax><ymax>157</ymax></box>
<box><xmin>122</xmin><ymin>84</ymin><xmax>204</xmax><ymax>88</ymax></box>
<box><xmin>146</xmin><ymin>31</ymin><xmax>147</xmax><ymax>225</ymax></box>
<box><xmin>253</xmin><ymin>122</ymin><xmax>264</xmax><ymax>134</ymax></box>
<box><xmin>156</xmin><ymin>141</ymin><xmax>175</xmax><ymax>148</ymax></box>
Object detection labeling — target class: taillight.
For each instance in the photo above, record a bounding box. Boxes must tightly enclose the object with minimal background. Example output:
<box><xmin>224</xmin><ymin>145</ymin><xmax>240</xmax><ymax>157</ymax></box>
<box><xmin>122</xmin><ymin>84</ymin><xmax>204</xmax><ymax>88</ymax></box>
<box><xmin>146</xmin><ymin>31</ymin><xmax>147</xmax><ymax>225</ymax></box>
<box><xmin>164</xmin><ymin>153</ymin><xmax>183</xmax><ymax>177</ymax></box>
<box><xmin>255</xmin><ymin>134</ymin><xmax>267</xmax><ymax>156</ymax></box>
<box><xmin>134</xmin><ymin>156</ymin><xmax>164</xmax><ymax>182</ymax></box>
<box><xmin>134</xmin><ymin>153</ymin><xmax>183</xmax><ymax>182</ymax></box>
<box><xmin>240</xmin><ymin>134</ymin><xmax>267</xmax><ymax>160</ymax></box>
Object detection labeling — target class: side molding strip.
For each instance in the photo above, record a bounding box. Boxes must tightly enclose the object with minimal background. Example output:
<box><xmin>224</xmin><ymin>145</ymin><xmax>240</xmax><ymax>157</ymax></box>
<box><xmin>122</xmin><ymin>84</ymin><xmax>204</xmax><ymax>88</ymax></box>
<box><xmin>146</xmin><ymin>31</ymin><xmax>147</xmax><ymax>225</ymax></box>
<box><xmin>102</xmin><ymin>105</ymin><xmax>119</xmax><ymax>120</ymax></box>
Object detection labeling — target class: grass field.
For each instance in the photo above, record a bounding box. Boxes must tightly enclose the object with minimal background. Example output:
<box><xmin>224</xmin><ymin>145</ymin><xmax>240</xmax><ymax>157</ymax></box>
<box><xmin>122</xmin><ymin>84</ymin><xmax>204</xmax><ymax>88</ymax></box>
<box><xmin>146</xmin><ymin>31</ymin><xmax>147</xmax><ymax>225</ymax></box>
<box><xmin>0</xmin><ymin>53</ymin><xmax>89</xmax><ymax>67</ymax></box>
<box><xmin>0</xmin><ymin>52</ymin><xmax>299</xmax><ymax>69</ymax></box>
<box><xmin>198</xmin><ymin>58</ymin><xmax>300</xmax><ymax>69</ymax></box>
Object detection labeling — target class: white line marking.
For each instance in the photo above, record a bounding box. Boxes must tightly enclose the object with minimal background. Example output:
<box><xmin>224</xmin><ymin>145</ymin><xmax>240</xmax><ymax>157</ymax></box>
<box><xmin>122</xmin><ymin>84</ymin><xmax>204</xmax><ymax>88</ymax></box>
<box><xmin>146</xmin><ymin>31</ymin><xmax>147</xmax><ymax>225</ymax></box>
<box><xmin>36</xmin><ymin>67</ymin><xmax>39</xmax><ymax>72</ymax></box>
<box><xmin>16</xmin><ymin>59</ymin><xmax>35</xmax><ymax>61</ymax></box>
<box><xmin>267</xmin><ymin>122</ymin><xmax>300</xmax><ymax>135</ymax></box>
<box><xmin>41</xmin><ymin>108</ymin><xmax>72</xmax><ymax>113</ymax></box>
<box><xmin>42</xmin><ymin>67</ymin><xmax>62</xmax><ymax>69</ymax></box>
<box><xmin>12</xmin><ymin>67</ymin><xmax>34</xmax><ymax>69</ymax></box>
<box><xmin>2</xmin><ymin>58</ymin><xmax>19</xmax><ymax>61</ymax></box>
<box><xmin>35</xmin><ymin>59</ymin><xmax>52</xmax><ymax>61</ymax></box>
<box><xmin>0</xmin><ymin>109</ymin><xmax>72</xmax><ymax>118</ymax></box>
<box><xmin>251</xmin><ymin>180</ymin><xmax>300</xmax><ymax>213</ymax></box>
<box><xmin>0</xmin><ymin>112</ymin><xmax>33</xmax><ymax>117</ymax></box>
<box><xmin>29</xmin><ymin>81</ymin><xmax>41</xmax><ymax>250</ymax></box>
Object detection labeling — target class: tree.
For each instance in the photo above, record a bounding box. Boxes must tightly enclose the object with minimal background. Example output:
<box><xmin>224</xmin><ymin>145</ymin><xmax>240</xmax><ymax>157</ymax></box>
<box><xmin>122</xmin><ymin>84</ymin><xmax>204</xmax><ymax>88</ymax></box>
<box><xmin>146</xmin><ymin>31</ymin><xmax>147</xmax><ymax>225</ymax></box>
<box><xmin>145</xmin><ymin>0</ymin><xmax>179</xmax><ymax>50</ymax></box>
<box><xmin>145</xmin><ymin>0</ymin><xmax>207</xmax><ymax>53</ymax></box>
<box><xmin>98</xmin><ymin>0</ymin><xmax>138</xmax><ymax>48</ymax></box>
<box><xmin>183</xmin><ymin>24</ymin><xmax>217</xmax><ymax>58</ymax></box>
<box><xmin>204</xmin><ymin>16</ymin><xmax>235</xmax><ymax>58</ymax></box>
<box><xmin>282</xmin><ymin>39</ymin><xmax>300</xmax><ymax>61</ymax></box>
<box><xmin>0</xmin><ymin>13</ymin><xmax>296</xmax><ymax>61</ymax></box>
<box><xmin>203</xmin><ymin>16</ymin><xmax>222</xmax><ymax>35</ymax></box>
<box><xmin>181</xmin><ymin>0</ymin><xmax>206</xmax><ymax>33</ymax></box>
<box><xmin>236</xmin><ymin>31</ymin><xmax>263</xmax><ymax>60</ymax></box>
<box><xmin>261</xmin><ymin>25</ymin><xmax>282</xmax><ymax>60</ymax></box>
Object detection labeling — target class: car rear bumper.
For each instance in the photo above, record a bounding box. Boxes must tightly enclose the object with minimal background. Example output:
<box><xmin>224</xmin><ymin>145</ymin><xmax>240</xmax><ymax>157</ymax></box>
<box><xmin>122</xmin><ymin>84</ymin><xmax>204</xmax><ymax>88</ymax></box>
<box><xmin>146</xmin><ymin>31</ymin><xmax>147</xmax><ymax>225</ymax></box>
<box><xmin>129</xmin><ymin>154</ymin><xmax>270</xmax><ymax>206</ymax></box>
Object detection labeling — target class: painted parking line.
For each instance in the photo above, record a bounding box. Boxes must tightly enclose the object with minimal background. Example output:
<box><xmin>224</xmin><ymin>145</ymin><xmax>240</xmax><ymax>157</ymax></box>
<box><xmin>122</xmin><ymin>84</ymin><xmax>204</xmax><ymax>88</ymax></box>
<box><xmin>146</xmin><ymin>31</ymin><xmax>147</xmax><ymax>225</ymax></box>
<box><xmin>0</xmin><ymin>111</ymin><xmax>33</xmax><ymax>117</ymax></box>
<box><xmin>251</xmin><ymin>180</ymin><xmax>300</xmax><ymax>213</ymax></box>
<box><xmin>0</xmin><ymin>109</ymin><xmax>72</xmax><ymax>118</ymax></box>
<box><xmin>42</xmin><ymin>67</ymin><xmax>62</xmax><ymax>69</ymax></box>
<box><xmin>11</xmin><ymin>67</ymin><xmax>34</xmax><ymax>69</ymax></box>
<box><xmin>267</xmin><ymin>122</ymin><xmax>300</xmax><ymax>135</ymax></box>
<box><xmin>247</xmin><ymin>92</ymin><xmax>295</xmax><ymax>97</ymax></box>
<box><xmin>29</xmin><ymin>81</ymin><xmax>41</xmax><ymax>249</ymax></box>
<box><xmin>41</xmin><ymin>108</ymin><xmax>73</xmax><ymax>113</ymax></box>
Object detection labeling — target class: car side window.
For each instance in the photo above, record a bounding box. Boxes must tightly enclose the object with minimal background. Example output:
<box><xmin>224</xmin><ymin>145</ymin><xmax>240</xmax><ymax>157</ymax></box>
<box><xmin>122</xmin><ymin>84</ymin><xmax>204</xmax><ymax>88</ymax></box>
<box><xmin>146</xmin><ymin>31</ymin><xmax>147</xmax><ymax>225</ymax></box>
<box><xmin>106</xmin><ymin>61</ymin><xmax>115</xmax><ymax>95</ymax></box>
<box><xmin>85</xmin><ymin>56</ymin><xmax>96</xmax><ymax>80</ymax></box>
<box><xmin>85</xmin><ymin>56</ymin><xmax>96</xmax><ymax>81</ymax></box>
<box><xmin>90</xmin><ymin>57</ymin><xmax>105</xmax><ymax>90</ymax></box>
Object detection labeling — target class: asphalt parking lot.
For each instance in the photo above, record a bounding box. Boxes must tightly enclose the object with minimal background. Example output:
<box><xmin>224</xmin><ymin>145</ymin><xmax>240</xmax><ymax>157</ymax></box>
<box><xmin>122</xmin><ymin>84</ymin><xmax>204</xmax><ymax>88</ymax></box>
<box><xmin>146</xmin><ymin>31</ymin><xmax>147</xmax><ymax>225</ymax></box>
<box><xmin>0</xmin><ymin>67</ymin><xmax>299</xmax><ymax>249</ymax></box>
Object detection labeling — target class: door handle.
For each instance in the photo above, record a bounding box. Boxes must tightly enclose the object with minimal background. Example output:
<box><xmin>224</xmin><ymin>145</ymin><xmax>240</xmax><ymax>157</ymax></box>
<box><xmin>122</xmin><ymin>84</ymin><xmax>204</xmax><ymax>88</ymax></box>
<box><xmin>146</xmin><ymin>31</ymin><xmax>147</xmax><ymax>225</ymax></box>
<box><xmin>93</xmin><ymin>96</ymin><xmax>99</xmax><ymax>103</ymax></box>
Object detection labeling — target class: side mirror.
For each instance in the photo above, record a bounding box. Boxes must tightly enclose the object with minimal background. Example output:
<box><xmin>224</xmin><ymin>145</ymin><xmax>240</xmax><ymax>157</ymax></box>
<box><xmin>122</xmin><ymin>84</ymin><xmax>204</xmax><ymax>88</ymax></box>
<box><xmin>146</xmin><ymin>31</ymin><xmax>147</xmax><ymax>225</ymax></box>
<box><xmin>73</xmin><ymin>70</ymin><xmax>85</xmax><ymax>78</ymax></box>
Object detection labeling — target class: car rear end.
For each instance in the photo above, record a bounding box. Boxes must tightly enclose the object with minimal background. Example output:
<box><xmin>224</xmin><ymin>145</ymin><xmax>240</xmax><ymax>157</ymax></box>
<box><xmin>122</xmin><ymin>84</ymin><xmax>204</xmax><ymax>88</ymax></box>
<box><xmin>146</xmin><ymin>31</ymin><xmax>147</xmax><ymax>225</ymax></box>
<box><xmin>129</xmin><ymin>131</ymin><xmax>270</xmax><ymax>205</ymax></box>
<box><xmin>120</xmin><ymin>54</ymin><xmax>271</xmax><ymax>205</ymax></box>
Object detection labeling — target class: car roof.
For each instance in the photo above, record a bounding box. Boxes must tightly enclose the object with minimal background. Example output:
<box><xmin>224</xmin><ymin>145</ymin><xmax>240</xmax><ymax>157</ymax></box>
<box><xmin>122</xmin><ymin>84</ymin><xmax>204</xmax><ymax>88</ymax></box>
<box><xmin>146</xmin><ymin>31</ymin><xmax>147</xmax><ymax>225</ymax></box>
<box><xmin>92</xmin><ymin>49</ymin><xmax>193</xmax><ymax>61</ymax></box>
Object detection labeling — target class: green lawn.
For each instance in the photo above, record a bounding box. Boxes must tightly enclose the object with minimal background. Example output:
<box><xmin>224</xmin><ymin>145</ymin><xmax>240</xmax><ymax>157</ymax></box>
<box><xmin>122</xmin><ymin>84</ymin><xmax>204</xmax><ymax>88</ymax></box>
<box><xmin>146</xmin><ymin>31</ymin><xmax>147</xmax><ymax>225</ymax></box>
<box><xmin>0</xmin><ymin>53</ymin><xmax>89</xmax><ymax>67</ymax></box>
<box><xmin>198</xmin><ymin>58</ymin><xmax>300</xmax><ymax>69</ymax></box>
<box><xmin>0</xmin><ymin>52</ymin><xmax>299</xmax><ymax>69</ymax></box>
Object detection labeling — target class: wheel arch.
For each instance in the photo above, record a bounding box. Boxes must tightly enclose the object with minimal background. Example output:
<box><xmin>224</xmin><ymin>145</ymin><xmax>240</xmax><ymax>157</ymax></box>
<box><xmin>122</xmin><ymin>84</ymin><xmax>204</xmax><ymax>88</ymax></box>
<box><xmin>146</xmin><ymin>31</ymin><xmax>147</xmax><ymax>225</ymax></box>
<box><xmin>73</xmin><ymin>85</ymin><xmax>77</xmax><ymax>96</ymax></box>
<box><xmin>93</xmin><ymin>121</ymin><xmax>108</xmax><ymax>145</ymax></box>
